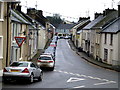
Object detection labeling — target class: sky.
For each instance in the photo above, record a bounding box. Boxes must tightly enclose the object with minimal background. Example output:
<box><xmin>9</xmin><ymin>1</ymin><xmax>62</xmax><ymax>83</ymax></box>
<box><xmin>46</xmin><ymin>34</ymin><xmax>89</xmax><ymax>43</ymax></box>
<box><xmin>19</xmin><ymin>0</ymin><xmax>120</xmax><ymax>22</ymax></box>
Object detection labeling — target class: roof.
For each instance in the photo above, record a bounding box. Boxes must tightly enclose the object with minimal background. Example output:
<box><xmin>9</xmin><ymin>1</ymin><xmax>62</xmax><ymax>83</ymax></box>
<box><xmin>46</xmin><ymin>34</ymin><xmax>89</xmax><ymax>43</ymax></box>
<box><xmin>11</xmin><ymin>9</ymin><xmax>31</xmax><ymax>25</ymax></box>
<box><xmin>57</xmin><ymin>24</ymin><xmax>75</xmax><ymax>29</ymax></box>
<box><xmin>101</xmin><ymin>17</ymin><xmax>120</xmax><ymax>33</ymax></box>
<box><xmin>92</xmin><ymin>11</ymin><xmax>118</xmax><ymax>29</ymax></box>
<box><xmin>83</xmin><ymin>15</ymin><xmax>104</xmax><ymax>30</ymax></box>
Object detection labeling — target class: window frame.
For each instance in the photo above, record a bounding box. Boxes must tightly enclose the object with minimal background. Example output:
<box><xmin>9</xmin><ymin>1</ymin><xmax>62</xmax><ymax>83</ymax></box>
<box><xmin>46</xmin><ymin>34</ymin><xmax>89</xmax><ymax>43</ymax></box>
<box><xmin>104</xmin><ymin>33</ymin><xmax>107</xmax><ymax>44</ymax></box>
<box><xmin>0</xmin><ymin>36</ymin><xmax>3</xmax><ymax>59</ymax></box>
<box><xmin>110</xmin><ymin>33</ymin><xmax>113</xmax><ymax>45</ymax></box>
<box><xmin>0</xmin><ymin>1</ymin><xmax>4</xmax><ymax>21</ymax></box>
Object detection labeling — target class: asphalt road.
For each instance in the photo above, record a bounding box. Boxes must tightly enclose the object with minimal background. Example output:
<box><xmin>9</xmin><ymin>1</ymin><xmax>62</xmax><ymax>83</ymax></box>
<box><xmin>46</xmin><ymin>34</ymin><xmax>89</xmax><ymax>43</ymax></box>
<box><xmin>2</xmin><ymin>39</ymin><xmax>119</xmax><ymax>89</ymax></box>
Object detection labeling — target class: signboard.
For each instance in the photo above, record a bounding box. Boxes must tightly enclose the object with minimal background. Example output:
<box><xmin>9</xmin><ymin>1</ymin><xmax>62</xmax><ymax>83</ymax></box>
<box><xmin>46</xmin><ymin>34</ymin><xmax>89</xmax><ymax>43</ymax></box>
<box><xmin>15</xmin><ymin>37</ymin><xmax>26</xmax><ymax>47</ymax></box>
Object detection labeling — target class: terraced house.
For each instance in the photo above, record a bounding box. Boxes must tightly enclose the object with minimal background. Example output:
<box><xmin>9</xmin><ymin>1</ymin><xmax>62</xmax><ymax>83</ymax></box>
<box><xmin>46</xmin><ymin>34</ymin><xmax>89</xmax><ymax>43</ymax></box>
<box><xmin>0</xmin><ymin>1</ymin><xmax>12</xmax><ymax>71</ymax></box>
<box><xmin>100</xmin><ymin>4</ymin><xmax>120</xmax><ymax>65</ymax></box>
<box><xmin>0</xmin><ymin>1</ymin><xmax>54</xmax><ymax>71</ymax></box>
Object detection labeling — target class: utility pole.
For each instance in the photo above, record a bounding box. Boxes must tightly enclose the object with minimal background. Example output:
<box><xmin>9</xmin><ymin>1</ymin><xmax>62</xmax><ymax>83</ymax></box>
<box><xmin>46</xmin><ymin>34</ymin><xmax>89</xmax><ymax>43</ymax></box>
<box><xmin>35</xmin><ymin>1</ymin><xmax>38</xmax><ymax>10</ymax></box>
<box><xmin>111</xmin><ymin>0</ymin><xmax>115</xmax><ymax>9</ymax></box>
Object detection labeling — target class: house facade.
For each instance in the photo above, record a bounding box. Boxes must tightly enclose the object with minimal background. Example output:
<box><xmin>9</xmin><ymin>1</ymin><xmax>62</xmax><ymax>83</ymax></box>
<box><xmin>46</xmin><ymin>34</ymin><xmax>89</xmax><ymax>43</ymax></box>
<box><xmin>90</xmin><ymin>9</ymin><xmax>118</xmax><ymax>60</ymax></box>
<box><xmin>81</xmin><ymin>14</ymin><xmax>104</xmax><ymax>57</ymax></box>
<box><xmin>0</xmin><ymin>1</ymin><xmax>16</xmax><ymax>70</ymax></box>
<box><xmin>100</xmin><ymin>17</ymin><xmax>120</xmax><ymax>65</ymax></box>
<box><xmin>0</xmin><ymin>1</ymin><xmax>8</xmax><ymax>70</ymax></box>
<box><xmin>27</xmin><ymin>8</ymin><xmax>49</xmax><ymax>50</ymax></box>
<box><xmin>56</xmin><ymin>24</ymin><xmax>74</xmax><ymax>38</ymax></box>
<box><xmin>72</xmin><ymin>17</ymin><xmax>90</xmax><ymax>48</ymax></box>
<box><xmin>10</xmin><ymin>7</ymin><xmax>30</xmax><ymax>63</ymax></box>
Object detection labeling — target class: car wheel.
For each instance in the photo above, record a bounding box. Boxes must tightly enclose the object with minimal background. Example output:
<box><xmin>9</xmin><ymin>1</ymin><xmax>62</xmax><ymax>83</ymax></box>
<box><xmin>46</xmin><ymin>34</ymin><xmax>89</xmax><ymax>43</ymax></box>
<box><xmin>28</xmin><ymin>74</ymin><xmax>34</xmax><ymax>83</ymax></box>
<box><xmin>38</xmin><ymin>72</ymin><xmax>43</xmax><ymax>81</ymax></box>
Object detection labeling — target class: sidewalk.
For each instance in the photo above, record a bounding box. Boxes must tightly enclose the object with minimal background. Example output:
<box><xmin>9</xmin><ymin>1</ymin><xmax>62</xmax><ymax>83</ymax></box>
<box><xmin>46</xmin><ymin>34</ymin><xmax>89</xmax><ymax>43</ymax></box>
<box><xmin>68</xmin><ymin>40</ymin><xmax>120</xmax><ymax>72</ymax></box>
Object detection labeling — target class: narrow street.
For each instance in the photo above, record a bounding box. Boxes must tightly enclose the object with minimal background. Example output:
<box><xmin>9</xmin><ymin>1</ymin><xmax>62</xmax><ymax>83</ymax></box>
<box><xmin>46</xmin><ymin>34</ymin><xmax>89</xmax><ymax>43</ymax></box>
<box><xmin>2</xmin><ymin>39</ymin><xmax>118</xmax><ymax>89</ymax></box>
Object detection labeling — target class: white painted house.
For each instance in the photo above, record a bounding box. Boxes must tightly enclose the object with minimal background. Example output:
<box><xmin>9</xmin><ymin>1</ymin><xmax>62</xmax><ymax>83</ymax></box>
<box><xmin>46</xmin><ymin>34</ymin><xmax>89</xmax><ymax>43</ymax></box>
<box><xmin>100</xmin><ymin>17</ymin><xmax>120</xmax><ymax>65</ymax></box>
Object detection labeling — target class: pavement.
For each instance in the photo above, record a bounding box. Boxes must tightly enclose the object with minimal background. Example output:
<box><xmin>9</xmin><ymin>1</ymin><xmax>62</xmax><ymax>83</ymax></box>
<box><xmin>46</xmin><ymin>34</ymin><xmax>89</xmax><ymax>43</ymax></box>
<box><xmin>68</xmin><ymin>40</ymin><xmax>120</xmax><ymax>72</ymax></box>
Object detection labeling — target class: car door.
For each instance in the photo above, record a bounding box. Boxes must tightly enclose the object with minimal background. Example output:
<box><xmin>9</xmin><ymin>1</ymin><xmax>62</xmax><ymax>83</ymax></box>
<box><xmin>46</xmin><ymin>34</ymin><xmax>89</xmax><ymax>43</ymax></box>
<box><xmin>30</xmin><ymin>63</ymin><xmax>37</xmax><ymax>77</ymax></box>
<box><xmin>35</xmin><ymin>64</ymin><xmax>41</xmax><ymax>77</ymax></box>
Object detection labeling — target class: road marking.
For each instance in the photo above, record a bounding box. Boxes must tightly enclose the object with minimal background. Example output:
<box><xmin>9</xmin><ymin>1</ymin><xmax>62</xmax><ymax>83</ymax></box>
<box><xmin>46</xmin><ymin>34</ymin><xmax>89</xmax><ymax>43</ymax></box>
<box><xmin>63</xmin><ymin>71</ymin><xmax>69</xmax><ymax>74</ymax></box>
<box><xmin>54</xmin><ymin>70</ymin><xmax>116</xmax><ymax>83</ymax></box>
<box><xmin>66</xmin><ymin>40</ymin><xmax>70</xmax><ymax>48</ymax></box>
<box><xmin>94</xmin><ymin>81</ymin><xmax>117</xmax><ymax>85</ymax></box>
<box><xmin>67</xmin><ymin>77</ymin><xmax>85</xmax><ymax>83</ymax></box>
<box><xmin>73</xmin><ymin>85</ymin><xmax>85</xmax><ymax>88</ymax></box>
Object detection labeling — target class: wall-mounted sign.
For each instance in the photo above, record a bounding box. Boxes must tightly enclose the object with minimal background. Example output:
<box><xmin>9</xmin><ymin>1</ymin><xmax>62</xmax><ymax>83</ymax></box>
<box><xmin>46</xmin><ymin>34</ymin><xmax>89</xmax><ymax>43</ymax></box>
<box><xmin>14</xmin><ymin>37</ymin><xmax>26</xmax><ymax>47</ymax></box>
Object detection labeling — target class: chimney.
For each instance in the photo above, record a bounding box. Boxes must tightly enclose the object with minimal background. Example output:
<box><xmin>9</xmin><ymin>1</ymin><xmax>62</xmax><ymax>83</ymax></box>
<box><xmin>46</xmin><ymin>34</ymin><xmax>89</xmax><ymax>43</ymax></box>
<box><xmin>103</xmin><ymin>8</ymin><xmax>116</xmax><ymax>16</ymax></box>
<box><xmin>37</xmin><ymin>10</ymin><xmax>43</xmax><ymax>16</ymax></box>
<box><xmin>27</xmin><ymin>8</ymin><xmax>36</xmax><ymax>15</ymax></box>
<box><xmin>16</xmin><ymin>4</ymin><xmax>21</xmax><ymax>12</ymax></box>
<box><xmin>94</xmin><ymin>12</ymin><xmax>102</xmax><ymax>19</ymax></box>
<box><xmin>27</xmin><ymin>8</ymin><xmax>36</xmax><ymax>19</ymax></box>
<box><xmin>78</xmin><ymin>17</ymin><xmax>90</xmax><ymax>22</ymax></box>
<box><xmin>118</xmin><ymin>1</ymin><xmax>120</xmax><ymax>17</ymax></box>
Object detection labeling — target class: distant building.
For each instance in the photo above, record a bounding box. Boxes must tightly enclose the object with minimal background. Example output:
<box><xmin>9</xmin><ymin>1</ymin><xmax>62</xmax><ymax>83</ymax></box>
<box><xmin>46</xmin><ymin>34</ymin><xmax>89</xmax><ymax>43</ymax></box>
<box><xmin>56</xmin><ymin>24</ymin><xmax>74</xmax><ymax>37</ymax></box>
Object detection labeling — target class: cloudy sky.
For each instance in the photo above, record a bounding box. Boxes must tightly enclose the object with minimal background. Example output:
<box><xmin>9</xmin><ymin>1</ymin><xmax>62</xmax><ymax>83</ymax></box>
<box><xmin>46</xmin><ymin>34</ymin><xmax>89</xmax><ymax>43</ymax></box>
<box><xmin>20</xmin><ymin>0</ymin><xmax>120</xmax><ymax>22</ymax></box>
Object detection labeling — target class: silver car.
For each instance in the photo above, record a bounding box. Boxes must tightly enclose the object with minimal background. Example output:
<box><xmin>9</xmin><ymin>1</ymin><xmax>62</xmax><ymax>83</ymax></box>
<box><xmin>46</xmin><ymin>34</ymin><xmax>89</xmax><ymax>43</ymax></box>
<box><xmin>37</xmin><ymin>54</ymin><xmax>55</xmax><ymax>71</ymax></box>
<box><xmin>2</xmin><ymin>61</ymin><xmax>43</xmax><ymax>83</ymax></box>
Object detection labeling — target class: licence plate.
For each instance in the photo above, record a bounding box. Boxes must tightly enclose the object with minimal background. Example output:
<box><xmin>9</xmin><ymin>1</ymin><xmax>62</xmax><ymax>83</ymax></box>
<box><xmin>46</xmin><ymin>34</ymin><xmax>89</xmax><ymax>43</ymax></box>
<box><xmin>10</xmin><ymin>69</ymin><xmax>20</xmax><ymax>72</ymax></box>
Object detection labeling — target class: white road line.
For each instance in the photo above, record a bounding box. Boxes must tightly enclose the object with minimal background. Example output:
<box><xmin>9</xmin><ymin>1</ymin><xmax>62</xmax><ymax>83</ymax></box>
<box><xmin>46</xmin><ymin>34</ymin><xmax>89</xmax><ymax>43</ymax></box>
<box><xmin>102</xmin><ymin>79</ymin><xmax>109</xmax><ymax>82</ymax></box>
<box><xmin>69</xmin><ymin>72</ymin><xmax>76</xmax><ymax>75</ymax></box>
<box><xmin>94</xmin><ymin>81</ymin><xmax>117</xmax><ymax>85</ymax></box>
<box><xmin>92</xmin><ymin>77</ymin><xmax>102</xmax><ymax>80</ymax></box>
<box><xmin>87</xmin><ymin>76</ymin><xmax>95</xmax><ymax>79</ymax></box>
<box><xmin>73</xmin><ymin>85</ymin><xmax>85</xmax><ymax>88</ymax></box>
<box><xmin>66</xmin><ymin>40</ymin><xmax>70</xmax><ymax>48</ymax></box>
<box><xmin>80</xmin><ymin>74</ymin><xmax>87</xmax><ymax>78</ymax></box>
<box><xmin>67</xmin><ymin>77</ymin><xmax>85</xmax><ymax>83</ymax></box>
<box><xmin>54</xmin><ymin>70</ymin><xmax>116</xmax><ymax>83</ymax></box>
<box><xmin>64</xmin><ymin>71</ymin><xmax>69</xmax><ymax>74</ymax></box>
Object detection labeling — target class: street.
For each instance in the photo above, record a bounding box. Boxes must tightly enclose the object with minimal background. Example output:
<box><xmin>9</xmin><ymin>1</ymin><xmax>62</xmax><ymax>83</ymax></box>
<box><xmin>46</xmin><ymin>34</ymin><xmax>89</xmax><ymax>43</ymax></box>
<box><xmin>2</xmin><ymin>39</ymin><xmax>118</xmax><ymax>89</ymax></box>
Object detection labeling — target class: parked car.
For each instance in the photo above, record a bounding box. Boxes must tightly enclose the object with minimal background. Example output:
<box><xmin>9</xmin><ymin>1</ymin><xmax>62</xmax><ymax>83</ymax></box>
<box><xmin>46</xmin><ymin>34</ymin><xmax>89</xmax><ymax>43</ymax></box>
<box><xmin>2</xmin><ymin>61</ymin><xmax>43</xmax><ymax>83</ymax></box>
<box><xmin>50</xmin><ymin>42</ymin><xmax>57</xmax><ymax>47</ymax></box>
<box><xmin>45</xmin><ymin>46</ymin><xmax>56</xmax><ymax>57</ymax></box>
<box><xmin>41</xmin><ymin>53</ymin><xmax>55</xmax><ymax>60</ymax></box>
<box><xmin>37</xmin><ymin>54</ymin><xmax>55</xmax><ymax>71</ymax></box>
<box><xmin>64</xmin><ymin>36</ymin><xmax>69</xmax><ymax>39</ymax></box>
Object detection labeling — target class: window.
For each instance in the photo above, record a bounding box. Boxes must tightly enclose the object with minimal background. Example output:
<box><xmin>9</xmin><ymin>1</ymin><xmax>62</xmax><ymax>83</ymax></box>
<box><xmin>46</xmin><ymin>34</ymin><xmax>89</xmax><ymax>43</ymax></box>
<box><xmin>0</xmin><ymin>2</ymin><xmax>4</xmax><ymax>20</ymax></box>
<box><xmin>104</xmin><ymin>33</ymin><xmax>107</xmax><ymax>44</ymax></box>
<box><xmin>0</xmin><ymin>36</ymin><xmax>3</xmax><ymax>59</ymax></box>
<box><xmin>110</xmin><ymin>33</ymin><xmax>113</xmax><ymax>45</ymax></box>
<box><xmin>10</xmin><ymin>62</ymin><xmax>28</xmax><ymax>67</ymax></box>
<box><xmin>30</xmin><ymin>63</ymin><xmax>36</xmax><ymax>68</ymax></box>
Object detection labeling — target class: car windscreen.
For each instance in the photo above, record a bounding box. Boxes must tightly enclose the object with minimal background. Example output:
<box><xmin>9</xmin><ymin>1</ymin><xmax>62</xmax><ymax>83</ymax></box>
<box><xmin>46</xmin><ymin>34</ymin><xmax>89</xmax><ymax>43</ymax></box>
<box><xmin>39</xmin><ymin>56</ymin><xmax>51</xmax><ymax>60</ymax></box>
<box><xmin>10</xmin><ymin>62</ymin><xmax>28</xmax><ymax>67</ymax></box>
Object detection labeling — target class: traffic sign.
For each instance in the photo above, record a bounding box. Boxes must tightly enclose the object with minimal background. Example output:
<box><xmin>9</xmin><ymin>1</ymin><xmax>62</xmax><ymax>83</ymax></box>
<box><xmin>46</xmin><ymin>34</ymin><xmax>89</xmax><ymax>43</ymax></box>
<box><xmin>15</xmin><ymin>37</ymin><xmax>26</xmax><ymax>47</ymax></box>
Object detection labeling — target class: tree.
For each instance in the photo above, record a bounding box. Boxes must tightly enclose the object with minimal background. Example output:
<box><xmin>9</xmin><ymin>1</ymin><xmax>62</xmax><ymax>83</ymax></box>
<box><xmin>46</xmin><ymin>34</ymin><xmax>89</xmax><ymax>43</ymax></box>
<box><xmin>46</xmin><ymin>14</ymin><xmax>63</xmax><ymax>24</ymax></box>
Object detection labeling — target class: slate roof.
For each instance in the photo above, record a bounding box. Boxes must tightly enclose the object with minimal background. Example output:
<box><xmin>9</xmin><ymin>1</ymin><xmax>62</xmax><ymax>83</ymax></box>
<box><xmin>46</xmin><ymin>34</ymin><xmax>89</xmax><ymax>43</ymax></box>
<box><xmin>11</xmin><ymin>10</ymin><xmax>31</xmax><ymax>25</ymax></box>
<box><xmin>57</xmin><ymin>24</ymin><xmax>75</xmax><ymax>29</ymax></box>
<box><xmin>101</xmin><ymin>17</ymin><xmax>120</xmax><ymax>33</ymax></box>
<box><xmin>83</xmin><ymin>15</ymin><xmax>104</xmax><ymax>30</ymax></box>
<box><xmin>92</xmin><ymin>11</ymin><xmax>118</xmax><ymax>29</ymax></box>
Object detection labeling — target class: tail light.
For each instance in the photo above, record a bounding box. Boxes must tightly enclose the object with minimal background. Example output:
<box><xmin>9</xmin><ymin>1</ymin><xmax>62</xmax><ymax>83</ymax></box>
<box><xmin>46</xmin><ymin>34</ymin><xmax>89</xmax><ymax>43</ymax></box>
<box><xmin>3</xmin><ymin>68</ymin><xmax>8</xmax><ymax>72</ymax></box>
<box><xmin>38</xmin><ymin>60</ymin><xmax>42</xmax><ymax>62</ymax></box>
<box><xmin>48</xmin><ymin>61</ymin><xmax>53</xmax><ymax>63</ymax></box>
<box><xmin>22</xmin><ymin>68</ymin><xmax>29</xmax><ymax>73</ymax></box>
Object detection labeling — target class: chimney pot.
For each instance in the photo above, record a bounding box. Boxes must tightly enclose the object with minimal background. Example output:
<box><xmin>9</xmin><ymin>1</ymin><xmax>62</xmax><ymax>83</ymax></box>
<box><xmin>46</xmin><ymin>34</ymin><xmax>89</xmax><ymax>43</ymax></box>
<box><xmin>118</xmin><ymin>1</ymin><xmax>120</xmax><ymax>17</ymax></box>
